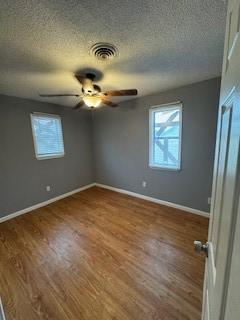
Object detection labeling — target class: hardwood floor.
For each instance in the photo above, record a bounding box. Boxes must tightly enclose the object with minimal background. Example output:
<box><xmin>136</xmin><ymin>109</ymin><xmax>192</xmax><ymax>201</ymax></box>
<box><xmin>0</xmin><ymin>187</ymin><xmax>208</xmax><ymax>320</ymax></box>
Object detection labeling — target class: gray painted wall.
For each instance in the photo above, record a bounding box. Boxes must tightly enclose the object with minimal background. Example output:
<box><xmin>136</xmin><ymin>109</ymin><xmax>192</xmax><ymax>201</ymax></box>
<box><xmin>0</xmin><ymin>78</ymin><xmax>220</xmax><ymax>218</ymax></box>
<box><xmin>92</xmin><ymin>78</ymin><xmax>220</xmax><ymax>212</ymax></box>
<box><xmin>0</xmin><ymin>95</ymin><xmax>94</xmax><ymax>218</ymax></box>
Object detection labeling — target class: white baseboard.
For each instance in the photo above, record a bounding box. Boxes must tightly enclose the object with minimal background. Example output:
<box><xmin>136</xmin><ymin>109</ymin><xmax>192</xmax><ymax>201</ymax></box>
<box><xmin>95</xmin><ymin>183</ymin><xmax>210</xmax><ymax>218</ymax></box>
<box><xmin>0</xmin><ymin>183</ymin><xmax>95</xmax><ymax>224</ymax></box>
<box><xmin>0</xmin><ymin>182</ymin><xmax>209</xmax><ymax>223</ymax></box>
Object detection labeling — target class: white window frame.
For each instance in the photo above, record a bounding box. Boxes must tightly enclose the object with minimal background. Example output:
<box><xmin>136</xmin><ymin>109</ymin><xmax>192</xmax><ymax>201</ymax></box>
<box><xmin>30</xmin><ymin>112</ymin><xmax>65</xmax><ymax>160</ymax></box>
<box><xmin>149</xmin><ymin>101</ymin><xmax>182</xmax><ymax>171</ymax></box>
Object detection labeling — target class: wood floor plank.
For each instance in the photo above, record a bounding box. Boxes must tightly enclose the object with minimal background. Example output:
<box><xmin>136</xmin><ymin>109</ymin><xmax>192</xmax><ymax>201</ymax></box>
<box><xmin>0</xmin><ymin>186</ymin><xmax>208</xmax><ymax>320</ymax></box>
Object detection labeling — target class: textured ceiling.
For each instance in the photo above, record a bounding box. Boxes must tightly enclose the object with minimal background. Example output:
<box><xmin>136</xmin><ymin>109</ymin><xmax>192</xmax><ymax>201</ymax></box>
<box><xmin>0</xmin><ymin>0</ymin><xmax>227</xmax><ymax>107</ymax></box>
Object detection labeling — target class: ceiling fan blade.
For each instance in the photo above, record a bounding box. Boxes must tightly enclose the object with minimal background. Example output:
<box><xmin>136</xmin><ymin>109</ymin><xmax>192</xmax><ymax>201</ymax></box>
<box><xmin>73</xmin><ymin>100</ymin><xmax>85</xmax><ymax>109</ymax></box>
<box><xmin>39</xmin><ymin>94</ymin><xmax>80</xmax><ymax>97</ymax></box>
<box><xmin>101</xmin><ymin>98</ymin><xmax>118</xmax><ymax>107</ymax></box>
<box><xmin>103</xmin><ymin>89</ymin><xmax>138</xmax><ymax>97</ymax></box>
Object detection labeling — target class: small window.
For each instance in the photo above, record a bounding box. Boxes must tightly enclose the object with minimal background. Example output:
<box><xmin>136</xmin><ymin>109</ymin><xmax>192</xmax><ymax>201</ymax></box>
<box><xmin>31</xmin><ymin>113</ymin><xmax>65</xmax><ymax>160</ymax></box>
<box><xmin>149</xmin><ymin>103</ymin><xmax>182</xmax><ymax>170</ymax></box>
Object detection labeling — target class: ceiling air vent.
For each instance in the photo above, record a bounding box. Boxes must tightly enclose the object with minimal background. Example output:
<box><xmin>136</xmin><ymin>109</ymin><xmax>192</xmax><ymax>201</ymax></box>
<box><xmin>90</xmin><ymin>43</ymin><xmax>118</xmax><ymax>61</ymax></box>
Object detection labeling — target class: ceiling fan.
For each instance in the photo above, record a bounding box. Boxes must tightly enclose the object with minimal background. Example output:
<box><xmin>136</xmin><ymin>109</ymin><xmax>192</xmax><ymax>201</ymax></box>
<box><xmin>39</xmin><ymin>73</ymin><xmax>138</xmax><ymax>109</ymax></box>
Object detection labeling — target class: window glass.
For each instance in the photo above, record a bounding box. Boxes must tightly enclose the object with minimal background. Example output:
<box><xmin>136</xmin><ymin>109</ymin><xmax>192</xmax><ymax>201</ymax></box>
<box><xmin>149</xmin><ymin>104</ymin><xmax>182</xmax><ymax>170</ymax></box>
<box><xmin>31</xmin><ymin>113</ymin><xmax>65</xmax><ymax>160</ymax></box>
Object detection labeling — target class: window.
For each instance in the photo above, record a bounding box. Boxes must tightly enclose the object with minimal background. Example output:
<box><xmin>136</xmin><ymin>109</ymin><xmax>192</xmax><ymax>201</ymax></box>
<box><xmin>149</xmin><ymin>103</ymin><xmax>182</xmax><ymax>170</ymax></box>
<box><xmin>31</xmin><ymin>113</ymin><xmax>65</xmax><ymax>160</ymax></box>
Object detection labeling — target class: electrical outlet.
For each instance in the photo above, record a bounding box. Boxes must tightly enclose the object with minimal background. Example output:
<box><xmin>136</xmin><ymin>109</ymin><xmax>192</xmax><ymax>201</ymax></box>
<box><xmin>207</xmin><ymin>197</ymin><xmax>211</xmax><ymax>205</ymax></box>
<box><xmin>142</xmin><ymin>181</ymin><xmax>147</xmax><ymax>188</ymax></box>
<box><xmin>46</xmin><ymin>186</ymin><xmax>51</xmax><ymax>192</ymax></box>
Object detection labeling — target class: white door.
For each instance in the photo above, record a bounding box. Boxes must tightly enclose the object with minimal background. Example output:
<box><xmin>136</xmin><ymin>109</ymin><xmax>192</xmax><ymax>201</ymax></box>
<box><xmin>201</xmin><ymin>0</ymin><xmax>240</xmax><ymax>319</ymax></box>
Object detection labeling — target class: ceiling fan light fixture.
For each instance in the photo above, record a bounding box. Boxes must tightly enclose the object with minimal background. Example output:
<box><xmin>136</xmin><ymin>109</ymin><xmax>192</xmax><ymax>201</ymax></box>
<box><xmin>83</xmin><ymin>96</ymin><xmax>102</xmax><ymax>108</ymax></box>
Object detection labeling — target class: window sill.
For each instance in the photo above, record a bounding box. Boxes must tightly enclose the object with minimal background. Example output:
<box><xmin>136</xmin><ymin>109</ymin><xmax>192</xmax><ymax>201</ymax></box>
<box><xmin>36</xmin><ymin>154</ymin><xmax>65</xmax><ymax>160</ymax></box>
<box><xmin>149</xmin><ymin>165</ymin><xmax>181</xmax><ymax>172</ymax></box>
